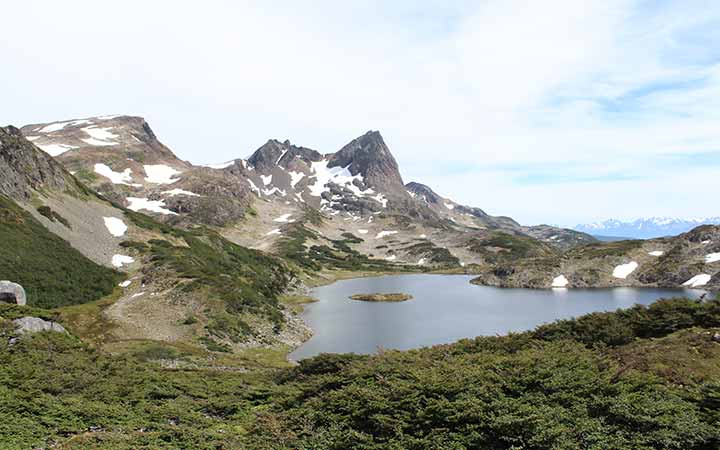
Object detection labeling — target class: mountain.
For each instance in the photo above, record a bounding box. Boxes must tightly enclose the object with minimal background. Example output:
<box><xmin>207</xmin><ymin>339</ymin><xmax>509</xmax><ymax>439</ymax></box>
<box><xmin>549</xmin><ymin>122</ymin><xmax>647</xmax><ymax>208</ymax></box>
<box><xmin>21</xmin><ymin>117</ymin><xmax>595</xmax><ymax>269</ymax></box>
<box><xmin>575</xmin><ymin>217</ymin><xmax>720</xmax><ymax>239</ymax></box>
<box><xmin>1</xmin><ymin>125</ymin><xmax>305</xmax><ymax>355</ymax></box>
<box><xmin>472</xmin><ymin>224</ymin><xmax>720</xmax><ymax>290</ymax></box>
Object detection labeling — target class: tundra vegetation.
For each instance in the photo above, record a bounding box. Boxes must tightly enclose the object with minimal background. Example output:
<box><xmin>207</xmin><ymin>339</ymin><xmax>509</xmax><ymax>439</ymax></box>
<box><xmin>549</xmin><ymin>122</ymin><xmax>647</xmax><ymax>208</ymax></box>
<box><xmin>1</xmin><ymin>297</ymin><xmax>719</xmax><ymax>449</ymax></box>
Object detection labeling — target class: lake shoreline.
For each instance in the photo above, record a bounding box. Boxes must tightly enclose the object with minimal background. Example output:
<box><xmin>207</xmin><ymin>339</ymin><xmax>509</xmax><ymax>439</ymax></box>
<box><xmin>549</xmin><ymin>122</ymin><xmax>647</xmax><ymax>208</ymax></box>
<box><xmin>288</xmin><ymin>273</ymin><xmax>707</xmax><ymax>361</ymax></box>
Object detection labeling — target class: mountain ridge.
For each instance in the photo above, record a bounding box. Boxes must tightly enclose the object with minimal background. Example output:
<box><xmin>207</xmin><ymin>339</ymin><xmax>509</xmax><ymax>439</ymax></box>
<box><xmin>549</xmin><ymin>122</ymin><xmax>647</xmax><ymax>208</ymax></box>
<box><xmin>575</xmin><ymin>217</ymin><xmax>720</xmax><ymax>239</ymax></box>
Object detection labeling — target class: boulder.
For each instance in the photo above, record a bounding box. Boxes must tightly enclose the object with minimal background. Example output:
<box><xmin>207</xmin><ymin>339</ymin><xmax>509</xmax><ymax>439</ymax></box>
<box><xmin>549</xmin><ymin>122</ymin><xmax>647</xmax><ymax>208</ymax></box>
<box><xmin>0</xmin><ymin>281</ymin><xmax>26</xmax><ymax>306</ymax></box>
<box><xmin>12</xmin><ymin>316</ymin><xmax>67</xmax><ymax>334</ymax></box>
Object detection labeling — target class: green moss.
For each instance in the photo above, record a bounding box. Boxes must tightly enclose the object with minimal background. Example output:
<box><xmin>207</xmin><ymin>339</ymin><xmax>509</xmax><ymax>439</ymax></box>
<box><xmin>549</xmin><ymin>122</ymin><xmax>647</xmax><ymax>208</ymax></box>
<box><xmin>568</xmin><ymin>239</ymin><xmax>644</xmax><ymax>259</ymax></box>
<box><xmin>0</xmin><ymin>195</ymin><xmax>121</xmax><ymax>308</ymax></box>
<box><xmin>72</xmin><ymin>167</ymin><xmax>98</xmax><ymax>184</ymax></box>
<box><xmin>468</xmin><ymin>231</ymin><xmax>556</xmax><ymax>262</ymax></box>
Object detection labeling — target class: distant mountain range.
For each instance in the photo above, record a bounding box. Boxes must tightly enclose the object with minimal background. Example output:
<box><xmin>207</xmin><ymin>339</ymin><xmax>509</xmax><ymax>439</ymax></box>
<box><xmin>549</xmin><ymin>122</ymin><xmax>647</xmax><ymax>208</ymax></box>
<box><xmin>575</xmin><ymin>217</ymin><xmax>720</xmax><ymax>239</ymax></box>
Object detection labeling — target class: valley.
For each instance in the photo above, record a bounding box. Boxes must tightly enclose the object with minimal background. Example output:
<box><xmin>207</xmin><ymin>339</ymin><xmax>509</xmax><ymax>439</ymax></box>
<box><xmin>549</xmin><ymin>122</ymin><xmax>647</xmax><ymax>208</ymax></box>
<box><xmin>1</xmin><ymin>116</ymin><xmax>719</xmax><ymax>448</ymax></box>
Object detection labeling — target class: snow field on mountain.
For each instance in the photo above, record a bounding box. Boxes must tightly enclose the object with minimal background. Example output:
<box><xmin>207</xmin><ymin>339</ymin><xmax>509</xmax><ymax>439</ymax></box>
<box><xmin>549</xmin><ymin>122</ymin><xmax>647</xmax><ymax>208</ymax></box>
<box><xmin>94</xmin><ymin>163</ymin><xmax>137</xmax><ymax>185</ymax></box>
<box><xmin>37</xmin><ymin>143</ymin><xmax>78</xmax><ymax>156</ymax></box>
<box><xmin>683</xmin><ymin>274</ymin><xmax>711</xmax><ymax>287</ymax></box>
<box><xmin>144</xmin><ymin>164</ymin><xmax>181</xmax><ymax>184</ymax></box>
<box><xmin>376</xmin><ymin>230</ymin><xmax>398</xmax><ymax>239</ymax></box>
<box><xmin>612</xmin><ymin>261</ymin><xmax>638</xmax><ymax>279</ymax></box>
<box><xmin>705</xmin><ymin>253</ymin><xmax>720</xmax><ymax>263</ymax></box>
<box><xmin>162</xmin><ymin>189</ymin><xmax>201</xmax><ymax>197</ymax></box>
<box><xmin>112</xmin><ymin>254</ymin><xmax>135</xmax><ymax>268</ymax></box>
<box><xmin>126</xmin><ymin>197</ymin><xmax>177</xmax><ymax>215</ymax></box>
<box><xmin>103</xmin><ymin>217</ymin><xmax>127</xmax><ymax>237</ymax></box>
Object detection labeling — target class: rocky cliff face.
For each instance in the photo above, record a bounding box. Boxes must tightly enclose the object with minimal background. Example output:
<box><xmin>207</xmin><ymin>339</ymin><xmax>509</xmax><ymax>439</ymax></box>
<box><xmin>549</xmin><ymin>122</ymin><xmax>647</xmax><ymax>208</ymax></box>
<box><xmin>0</xmin><ymin>126</ymin><xmax>80</xmax><ymax>201</ymax></box>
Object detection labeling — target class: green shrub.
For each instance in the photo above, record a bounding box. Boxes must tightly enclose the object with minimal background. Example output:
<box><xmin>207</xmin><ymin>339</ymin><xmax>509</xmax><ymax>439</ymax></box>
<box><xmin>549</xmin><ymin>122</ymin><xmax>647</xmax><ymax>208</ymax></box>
<box><xmin>0</xmin><ymin>196</ymin><xmax>121</xmax><ymax>308</ymax></box>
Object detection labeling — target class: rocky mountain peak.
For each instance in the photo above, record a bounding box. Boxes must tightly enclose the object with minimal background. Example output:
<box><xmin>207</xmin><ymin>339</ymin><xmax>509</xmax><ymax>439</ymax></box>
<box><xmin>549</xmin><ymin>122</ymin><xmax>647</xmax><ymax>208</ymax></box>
<box><xmin>405</xmin><ymin>182</ymin><xmax>443</xmax><ymax>204</ymax></box>
<box><xmin>328</xmin><ymin>130</ymin><xmax>405</xmax><ymax>195</ymax></box>
<box><xmin>0</xmin><ymin>126</ymin><xmax>78</xmax><ymax>201</ymax></box>
<box><xmin>247</xmin><ymin>139</ymin><xmax>322</xmax><ymax>172</ymax></box>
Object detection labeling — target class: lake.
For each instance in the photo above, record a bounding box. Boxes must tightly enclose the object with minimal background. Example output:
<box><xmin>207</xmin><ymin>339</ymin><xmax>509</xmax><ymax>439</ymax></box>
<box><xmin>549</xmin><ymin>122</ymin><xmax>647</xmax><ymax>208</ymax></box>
<box><xmin>289</xmin><ymin>274</ymin><xmax>707</xmax><ymax>360</ymax></box>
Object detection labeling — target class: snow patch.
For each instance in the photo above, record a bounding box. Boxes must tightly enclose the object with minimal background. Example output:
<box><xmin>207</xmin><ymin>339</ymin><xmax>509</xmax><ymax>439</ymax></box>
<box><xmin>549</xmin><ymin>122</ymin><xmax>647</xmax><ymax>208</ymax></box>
<box><xmin>706</xmin><ymin>253</ymin><xmax>720</xmax><ymax>263</ymax></box>
<box><xmin>385</xmin><ymin>255</ymin><xmax>397</xmax><ymax>261</ymax></box>
<box><xmin>162</xmin><ymin>188</ymin><xmax>201</xmax><ymax>197</ymax></box>
<box><xmin>203</xmin><ymin>161</ymin><xmax>234</xmax><ymax>169</ymax></box>
<box><xmin>266</xmin><ymin>228</ymin><xmax>282</xmax><ymax>236</ymax></box>
<box><xmin>274</xmin><ymin>214</ymin><xmax>293</xmax><ymax>223</ymax></box>
<box><xmin>112</xmin><ymin>254</ymin><xmax>135</xmax><ymax>268</ymax></box>
<box><xmin>444</xmin><ymin>202</ymin><xmax>455</xmax><ymax>210</ymax></box>
<box><xmin>37</xmin><ymin>143</ymin><xmax>78</xmax><ymax>156</ymax></box>
<box><xmin>289</xmin><ymin>171</ymin><xmax>305</xmax><ymax>187</ymax></box>
<box><xmin>126</xmin><ymin>197</ymin><xmax>177</xmax><ymax>215</ymax></box>
<box><xmin>261</xmin><ymin>175</ymin><xmax>273</xmax><ymax>186</ymax></box>
<box><xmin>376</xmin><ymin>230</ymin><xmax>398</xmax><ymax>239</ymax></box>
<box><xmin>417</xmin><ymin>258</ymin><xmax>426</xmax><ymax>265</ymax></box>
<box><xmin>309</xmin><ymin>159</ymin><xmax>374</xmax><ymax>198</ymax></box>
<box><xmin>358</xmin><ymin>229</ymin><xmax>369</xmax><ymax>234</ymax></box>
<box><xmin>552</xmin><ymin>275</ymin><xmax>569</xmax><ymax>288</ymax></box>
<box><xmin>144</xmin><ymin>165</ymin><xmax>181</xmax><ymax>184</ymax></box>
<box><xmin>648</xmin><ymin>251</ymin><xmax>664</xmax><ymax>257</ymax></box>
<box><xmin>103</xmin><ymin>217</ymin><xmax>127</xmax><ymax>237</ymax></box>
<box><xmin>39</xmin><ymin>119</ymin><xmax>93</xmax><ymax>133</ymax></box>
<box><xmin>94</xmin><ymin>163</ymin><xmax>137</xmax><ymax>185</ymax></box>
<box><xmin>81</xmin><ymin>126</ymin><xmax>118</xmax><ymax>146</ymax></box>
<box><xmin>83</xmin><ymin>126</ymin><xmax>118</xmax><ymax>141</ymax></box>
<box><xmin>683</xmin><ymin>274</ymin><xmax>711</xmax><ymax>288</ymax></box>
<box><xmin>119</xmin><ymin>280</ymin><xmax>132</xmax><ymax>288</ymax></box>
<box><xmin>612</xmin><ymin>261</ymin><xmax>638</xmax><ymax>279</ymax></box>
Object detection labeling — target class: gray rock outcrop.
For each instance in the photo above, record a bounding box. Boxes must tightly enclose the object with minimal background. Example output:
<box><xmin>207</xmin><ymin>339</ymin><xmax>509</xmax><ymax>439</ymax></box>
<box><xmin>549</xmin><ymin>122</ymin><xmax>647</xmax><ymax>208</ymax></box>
<box><xmin>0</xmin><ymin>281</ymin><xmax>26</xmax><ymax>306</ymax></box>
<box><xmin>12</xmin><ymin>316</ymin><xmax>67</xmax><ymax>334</ymax></box>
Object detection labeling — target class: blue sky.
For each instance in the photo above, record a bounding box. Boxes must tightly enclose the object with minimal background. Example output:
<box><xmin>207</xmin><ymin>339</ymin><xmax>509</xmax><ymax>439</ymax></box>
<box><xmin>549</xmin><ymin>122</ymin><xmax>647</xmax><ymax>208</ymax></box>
<box><xmin>1</xmin><ymin>0</ymin><xmax>719</xmax><ymax>226</ymax></box>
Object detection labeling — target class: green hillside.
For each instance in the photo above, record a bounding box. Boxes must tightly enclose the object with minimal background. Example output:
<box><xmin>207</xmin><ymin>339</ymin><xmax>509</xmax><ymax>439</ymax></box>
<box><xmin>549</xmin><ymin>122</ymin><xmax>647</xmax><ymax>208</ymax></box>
<box><xmin>0</xmin><ymin>195</ymin><xmax>121</xmax><ymax>308</ymax></box>
<box><xmin>1</xmin><ymin>297</ymin><xmax>718</xmax><ymax>449</ymax></box>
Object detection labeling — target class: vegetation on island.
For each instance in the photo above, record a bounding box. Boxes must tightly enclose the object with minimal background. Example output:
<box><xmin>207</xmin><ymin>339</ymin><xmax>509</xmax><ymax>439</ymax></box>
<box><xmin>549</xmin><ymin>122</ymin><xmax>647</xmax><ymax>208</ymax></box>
<box><xmin>350</xmin><ymin>293</ymin><xmax>413</xmax><ymax>302</ymax></box>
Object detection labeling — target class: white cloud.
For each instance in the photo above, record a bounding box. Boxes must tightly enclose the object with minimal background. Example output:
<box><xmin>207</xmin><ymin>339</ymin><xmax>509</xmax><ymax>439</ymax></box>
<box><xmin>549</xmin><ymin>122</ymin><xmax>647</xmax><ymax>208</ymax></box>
<box><xmin>1</xmin><ymin>1</ymin><xmax>719</xmax><ymax>224</ymax></box>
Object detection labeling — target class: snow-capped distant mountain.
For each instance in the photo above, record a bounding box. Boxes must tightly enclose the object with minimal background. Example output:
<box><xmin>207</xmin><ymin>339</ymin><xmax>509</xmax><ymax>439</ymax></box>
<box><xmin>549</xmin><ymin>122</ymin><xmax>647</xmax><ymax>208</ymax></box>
<box><xmin>574</xmin><ymin>217</ymin><xmax>720</xmax><ymax>239</ymax></box>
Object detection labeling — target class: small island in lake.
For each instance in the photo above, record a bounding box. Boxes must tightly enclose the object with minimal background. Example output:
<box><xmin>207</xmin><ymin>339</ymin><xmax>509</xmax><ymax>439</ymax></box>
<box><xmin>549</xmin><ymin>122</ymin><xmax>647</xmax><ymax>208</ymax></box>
<box><xmin>350</xmin><ymin>293</ymin><xmax>413</xmax><ymax>302</ymax></box>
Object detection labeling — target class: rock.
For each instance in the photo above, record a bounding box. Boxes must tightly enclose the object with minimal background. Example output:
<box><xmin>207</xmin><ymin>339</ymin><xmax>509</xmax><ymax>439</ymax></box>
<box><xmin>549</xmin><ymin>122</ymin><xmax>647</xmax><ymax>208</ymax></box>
<box><xmin>12</xmin><ymin>316</ymin><xmax>67</xmax><ymax>334</ymax></box>
<box><xmin>0</xmin><ymin>281</ymin><xmax>26</xmax><ymax>306</ymax></box>
<box><xmin>712</xmin><ymin>333</ymin><xmax>720</xmax><ymax>343</ymax></box>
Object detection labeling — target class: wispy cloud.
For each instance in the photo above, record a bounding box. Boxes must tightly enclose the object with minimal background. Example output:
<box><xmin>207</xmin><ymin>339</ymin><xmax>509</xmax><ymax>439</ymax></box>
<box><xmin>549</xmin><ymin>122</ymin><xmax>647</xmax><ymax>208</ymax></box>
<box><xmin>0</xmin><ymin>0</ymin><xmax>718</xmax><ymax>224</ymax></box>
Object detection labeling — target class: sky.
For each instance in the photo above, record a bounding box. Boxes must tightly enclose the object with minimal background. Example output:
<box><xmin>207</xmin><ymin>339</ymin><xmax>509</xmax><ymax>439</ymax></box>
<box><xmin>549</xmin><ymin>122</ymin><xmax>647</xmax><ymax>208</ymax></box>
<box><xmin>1</xmin><ymin>0</ymin><xmax>719</xmax><ymax>226</ymax></box>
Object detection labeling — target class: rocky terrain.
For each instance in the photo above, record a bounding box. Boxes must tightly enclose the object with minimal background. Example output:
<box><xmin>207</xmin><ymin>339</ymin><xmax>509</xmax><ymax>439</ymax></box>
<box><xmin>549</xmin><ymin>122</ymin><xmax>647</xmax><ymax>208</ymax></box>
<box><xmin>471</xmin><ymin>225</ymin><xmax>720</xmax><ymax>290</ymax></box>
<box><xmin>0</xmin><ymin>126</ymin><xmax>307</xmax><ymax>360</ymax></box>
<box><xmin>3</xmin><ymin>114</ymin><xmax>717</xmax><ymax>368</ymax></box>
<box><xmin>20</xmin><ymin>116</ymin><xmax>596</xmax><ymax>272</ymax></box>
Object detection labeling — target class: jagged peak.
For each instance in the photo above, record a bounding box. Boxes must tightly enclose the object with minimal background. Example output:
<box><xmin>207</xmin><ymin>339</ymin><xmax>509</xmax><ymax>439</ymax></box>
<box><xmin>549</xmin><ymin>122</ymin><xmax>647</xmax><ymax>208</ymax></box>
<box><xmin>247</xmin><ymin>139</ymin><xmax>322</xmax><ymax>170</ymax></box>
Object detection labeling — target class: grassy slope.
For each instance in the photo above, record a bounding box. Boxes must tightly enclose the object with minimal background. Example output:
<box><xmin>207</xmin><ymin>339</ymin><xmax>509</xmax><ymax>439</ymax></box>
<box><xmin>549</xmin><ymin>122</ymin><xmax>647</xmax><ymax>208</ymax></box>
<box><xmin>1</xmin><ymin>297</ymin><xmax>719</xmax><ymax>449</ymax></box>
<box><xmin>123</xmin><ymin>209</ymin><xmax>295</xmax><ymax>344</ymax></box>
<box><xmin>0</xmin><ymin>195</ymin><xmax>121</xmax><ymax>308</ymax></box>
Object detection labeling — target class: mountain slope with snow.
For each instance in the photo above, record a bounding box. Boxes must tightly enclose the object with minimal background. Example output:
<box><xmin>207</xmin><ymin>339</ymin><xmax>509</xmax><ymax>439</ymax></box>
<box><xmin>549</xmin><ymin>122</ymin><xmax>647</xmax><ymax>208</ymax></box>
<box><xmin>20</xmin><ymin>116</ymin><xmax>595</xmax><ymax>268</ymax></box>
